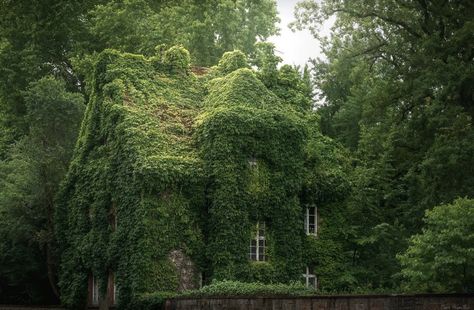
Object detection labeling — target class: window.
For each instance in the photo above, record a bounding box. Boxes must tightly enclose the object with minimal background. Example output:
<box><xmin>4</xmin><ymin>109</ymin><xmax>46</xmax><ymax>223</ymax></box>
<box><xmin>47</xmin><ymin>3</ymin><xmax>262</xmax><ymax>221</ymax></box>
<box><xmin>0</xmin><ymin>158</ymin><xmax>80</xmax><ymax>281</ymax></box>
<box><xmin>199</xmin><ymin>272</ymin><xmax>203</xmax><ymax>289</ymax></box>
<box><xmin>92</xmin><ymin>276</ymin><xmax>100</xmax><ymax>305</ymax></box>
<box><xmin>303</xmin><ymin>266</ymin><xmax>317</xmax><ymax>289</ymax></box>
<box><xmin>305</xmin><ymin>206</ymin><xmax>317</xmax><ymax>235</ymax></box>
<box><xmin>113</xmin><ymin>281</ymin><xmax>117</xmax><ymax>305</ymax></box>
<box><xmin>249</xmin><ymin>222</ymin><xmax>266</xmax><ymax>261</ymax></box>
<box><xmin>248</xmin><ymin>157</ymin><xmax>257</xmax><ymax>168</ymax></box>
<box><xmin>90</xmin><ymin>274</ymin><xmax>117</xmax><ymax>305</ymax></box>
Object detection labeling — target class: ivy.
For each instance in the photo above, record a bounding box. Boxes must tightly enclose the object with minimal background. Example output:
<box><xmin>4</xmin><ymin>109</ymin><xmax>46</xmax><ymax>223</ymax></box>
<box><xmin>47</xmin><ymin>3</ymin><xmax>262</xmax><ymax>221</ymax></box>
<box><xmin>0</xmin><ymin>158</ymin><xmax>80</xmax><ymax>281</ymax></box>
<box><xmin>56</xmin><ymin>46</ymin><xmax>206</xmax><ymax>309</ymax></box>
<box><xmin>195</xmin><ymin>62</ymin><xmax>309</xmax><ymax>284</ymax></box>
<box><xmin>56</xmin><ymin>46</ymin><xmax>349</xmax><ymax>309</ymax></box>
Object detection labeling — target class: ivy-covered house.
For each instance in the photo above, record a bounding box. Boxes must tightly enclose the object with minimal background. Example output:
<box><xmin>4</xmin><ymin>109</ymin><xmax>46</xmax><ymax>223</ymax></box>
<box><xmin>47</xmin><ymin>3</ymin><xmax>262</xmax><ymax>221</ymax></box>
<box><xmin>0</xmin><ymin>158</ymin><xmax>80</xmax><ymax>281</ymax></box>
<box><xmin>56</xmin><ymin>47</ymin><xmax>342</xmax><ymax>309</ymax></box>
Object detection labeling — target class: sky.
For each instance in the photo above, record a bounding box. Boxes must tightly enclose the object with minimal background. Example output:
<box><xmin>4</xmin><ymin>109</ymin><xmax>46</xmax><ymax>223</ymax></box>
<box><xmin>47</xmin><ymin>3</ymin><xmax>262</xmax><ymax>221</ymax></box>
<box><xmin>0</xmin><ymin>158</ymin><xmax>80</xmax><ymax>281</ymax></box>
<box><xmin>269</xmin><ymin>0</ymin><xmax>331</xmax><ymax>67</ymax></box>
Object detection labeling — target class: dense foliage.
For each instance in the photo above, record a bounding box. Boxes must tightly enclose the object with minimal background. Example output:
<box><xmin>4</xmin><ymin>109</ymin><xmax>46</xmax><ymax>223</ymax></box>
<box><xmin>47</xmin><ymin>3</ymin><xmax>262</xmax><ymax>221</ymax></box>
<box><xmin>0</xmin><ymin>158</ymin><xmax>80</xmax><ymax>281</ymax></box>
<box><xmin>55</xmin><ymin>48</ymin><xmax>206</xmax><ymax>309</ymax></box>
<box><xmin>0</xmin><ymin>0</ymin><xmax>472</xmax><ymax>306</ymax></box>
<box><xmin>131</xmin><ymin>291</ymin><xmax>176</xmax><ymax>310</ymax></box>
<box><xmin>0</xmin><ymin>77</ymin><xmax>84</xmax><ymax>303</ymax></box>
<box><xmin>0</xmin><ymin>1</ymin><xmax>279</xmax><ymax>304</ymax></box>
<box><xmin>181</xmin><ymin>280</ymin><xmax>313</xmax><ymax>297</ymax></box>
<box><xmin>54</xmin><ymin>46</ymin><xmax>328</xmax><ymax>309</ymax></box>
<box><xmin>399</xmin><ymin>198</ymin><xmax>474</xmax><ymax>293</ymax></box>
<box><xmin>197</xmin><ymin>66</ymin><xmax>307</xmax><ymax>283</ymax></box>
<box><xmin>131</xmin><ymin>280</ymin><xmax>313</xmax><ymax>309</ymax></box>
<box><xmin>293</xmin><ymin>0</ymin><xmax>474</xmax><ymax>291</ymax></box>
<box><xmin>86</xmin><ymin>0</ymin><xmax>279</xmax><ymax>65</ymax></box>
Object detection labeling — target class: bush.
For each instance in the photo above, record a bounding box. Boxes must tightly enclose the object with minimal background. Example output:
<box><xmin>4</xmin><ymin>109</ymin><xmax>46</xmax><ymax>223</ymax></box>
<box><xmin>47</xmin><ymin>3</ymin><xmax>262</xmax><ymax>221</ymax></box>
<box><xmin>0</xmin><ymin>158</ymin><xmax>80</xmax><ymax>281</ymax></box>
<box><xmin>163</xmin><ymin>45</ymin><xmax>191</xmax><ymax>73</ymax></box>
<box><xmin>218</xmin><ymin>50</ymin><xmax>248</xmax><ymax>75</ymax></box>
<box><xmin>180</xmin><ymin>280</ymin><xmax>314</xmax><ymax>297</ymax></box>
<box><xmin>398</xmin><ymin>197</ymin><xmax>474</xmax><ymax>293</ymax></box>
<box><xmin>131</xmin><ymin>291</ymin><xmax>176</xmax><ymax>310</ymax></box>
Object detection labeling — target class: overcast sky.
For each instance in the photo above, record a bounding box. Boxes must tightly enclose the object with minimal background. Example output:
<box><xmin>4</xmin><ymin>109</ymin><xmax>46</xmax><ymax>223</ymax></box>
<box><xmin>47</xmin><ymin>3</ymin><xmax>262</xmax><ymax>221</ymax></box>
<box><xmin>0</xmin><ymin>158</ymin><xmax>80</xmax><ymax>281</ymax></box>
<box><xmin>269</xmin><ymin>0</ymin><xmax>331</xmax><ymax>67</ymax></box>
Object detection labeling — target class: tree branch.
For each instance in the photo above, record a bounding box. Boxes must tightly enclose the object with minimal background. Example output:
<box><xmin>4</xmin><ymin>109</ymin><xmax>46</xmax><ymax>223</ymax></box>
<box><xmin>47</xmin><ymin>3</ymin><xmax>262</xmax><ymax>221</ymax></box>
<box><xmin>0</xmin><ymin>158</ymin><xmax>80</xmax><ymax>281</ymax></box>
<box><xmin>330</xmin><ymin>8</ymin><xmax>422</xmax><ymax>39</ymax></box>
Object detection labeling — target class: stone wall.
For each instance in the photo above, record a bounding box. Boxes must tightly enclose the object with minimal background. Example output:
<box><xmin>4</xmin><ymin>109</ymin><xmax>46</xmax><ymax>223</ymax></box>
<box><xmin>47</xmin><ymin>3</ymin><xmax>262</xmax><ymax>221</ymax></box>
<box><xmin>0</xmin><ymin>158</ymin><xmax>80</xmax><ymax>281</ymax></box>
<box><xmin>164</xmin><ymin>294</ymin><xmax>474</xmax><ymax>310</ymax></box>
<box><xmin>0</xmin><ymin>307</ymin><xmax>64</xmax><ymax>310</ymax></box>
<box><xmin>0</xmin><ymin>307</ymin><xmax>115</xmax><ymax>310</ymax></box>
<box><xmin>2</xmin><ymin>294</ymin><xmax>472</xmax><ymax>310</ymax></box>
<box><xmin>168</xmin><ymin>249</ymin><xmax>200</xmax><ymax>291</ymax></box>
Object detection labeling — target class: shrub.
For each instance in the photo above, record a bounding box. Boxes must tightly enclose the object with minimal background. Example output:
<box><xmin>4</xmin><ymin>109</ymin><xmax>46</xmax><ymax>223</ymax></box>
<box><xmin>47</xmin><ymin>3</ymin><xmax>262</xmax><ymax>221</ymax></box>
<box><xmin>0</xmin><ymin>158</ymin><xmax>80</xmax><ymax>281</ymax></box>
<box><xmin>180</xmin><ymin>280</ymin><xmax>314</xmax><ymax>297</ymax></box>
<box><xmin>163</xmin><ymin>45</ymin><xmax>191</xmax><ymax>73</ymax></box>
<box><xmin>398</xmin><ymin>197</ymin><xmax>474</xmax><ymax>293</ymax></box>
<box><xmin>218</xmin><ymin>50</ymin><xmax>248</xmax><ymax>75</ymax></box>
<box><xmin>131</xmin><ymin>291</ymin><xmax>176</xmax><ymax>310</ymax></box>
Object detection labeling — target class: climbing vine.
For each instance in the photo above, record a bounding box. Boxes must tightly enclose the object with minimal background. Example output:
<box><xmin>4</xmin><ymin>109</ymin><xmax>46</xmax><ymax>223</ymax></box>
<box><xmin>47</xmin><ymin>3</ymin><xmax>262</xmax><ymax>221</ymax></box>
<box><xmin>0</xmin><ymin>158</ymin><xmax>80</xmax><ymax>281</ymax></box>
<box><xmin>56</xmin><ymin>47</ymin><xmax>206</xmax><ymax>309</ymax></box>
<box><xmin>56</xmin><ymin>47</ymin><xmax>350</xmax><ymax>309</ymax></box>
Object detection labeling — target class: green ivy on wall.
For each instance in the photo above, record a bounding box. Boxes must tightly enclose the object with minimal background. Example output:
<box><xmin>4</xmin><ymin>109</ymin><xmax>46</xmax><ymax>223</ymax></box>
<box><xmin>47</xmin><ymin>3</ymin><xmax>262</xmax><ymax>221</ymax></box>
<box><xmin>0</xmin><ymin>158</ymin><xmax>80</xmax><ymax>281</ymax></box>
<box><xmin>56</xmin><ymin>47</ymin><xmax>351</xmax><ymax>309</ymax></box>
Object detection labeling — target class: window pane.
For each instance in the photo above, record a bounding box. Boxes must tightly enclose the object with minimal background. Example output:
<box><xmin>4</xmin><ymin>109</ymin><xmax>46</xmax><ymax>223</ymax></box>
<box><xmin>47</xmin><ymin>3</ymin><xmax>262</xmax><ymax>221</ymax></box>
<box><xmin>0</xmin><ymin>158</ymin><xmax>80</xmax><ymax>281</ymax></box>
<box><xmin>250</xmin><ymin>235</ymin><xmax>257</xmax><ymax>260</ymax></box>
<box><xmin>309</xmin><ymin>277</ymin><xmax>316</xmax><ymax>289</ymax></box>
<box><xmin>251</xmin><ymin>222</ymin><xmax>267</xmax><ymax>262</ymax></box>
<box><xmin>92</xmin><ymin>277</ymin><xmax>99</xmax><ymax>305</ymax></box>
<box><xmin>250</xmin><ymin>243</ymin><xmax>256</xmax><ymax>259</ymax></box>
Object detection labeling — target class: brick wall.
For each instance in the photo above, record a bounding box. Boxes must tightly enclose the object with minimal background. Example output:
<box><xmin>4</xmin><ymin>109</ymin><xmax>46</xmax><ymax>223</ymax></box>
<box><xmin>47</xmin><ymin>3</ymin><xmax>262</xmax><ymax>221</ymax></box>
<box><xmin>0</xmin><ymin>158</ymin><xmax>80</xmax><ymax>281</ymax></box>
<box><xmin>164</xmin><ymin>294</ymin><xmax>474</xmax><ymax>310</ymax></box>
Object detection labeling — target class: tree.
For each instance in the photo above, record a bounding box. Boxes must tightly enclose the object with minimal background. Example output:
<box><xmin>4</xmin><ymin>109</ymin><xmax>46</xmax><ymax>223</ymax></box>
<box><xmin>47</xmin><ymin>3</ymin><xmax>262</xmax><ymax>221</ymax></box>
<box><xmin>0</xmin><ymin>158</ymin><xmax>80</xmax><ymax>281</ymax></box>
<box><xmin>85</xmin><ymin>0</ymin><xmax>279</xmax><ymax>66</ymax></box>
<box><xmin>0</xmin><ymin>0</ymin><xmax>93</xmax><ymax>156</ymax></box>
<box><xmin>292</xmin><ymin>0</ymin><xmax>474</xmax><ymax>291</ymax></box>
<box><xmin>398</xmin><ymin>198</ymin><xmax>474</xmax><ymax>293</ymax></box>
<box><xmin>0</xmin><ymin>1</ymin><xmax>281</xmax><ymax>302</ymax></box>
<box><xmin>0</xmin><ymin>77</ymin><xmax>84</xmax><ymax>304</ymax></box>
<box><xmin>250</xmin><ymin>42</ymin><xmax>313</xmax><ymax>111</ymax></box>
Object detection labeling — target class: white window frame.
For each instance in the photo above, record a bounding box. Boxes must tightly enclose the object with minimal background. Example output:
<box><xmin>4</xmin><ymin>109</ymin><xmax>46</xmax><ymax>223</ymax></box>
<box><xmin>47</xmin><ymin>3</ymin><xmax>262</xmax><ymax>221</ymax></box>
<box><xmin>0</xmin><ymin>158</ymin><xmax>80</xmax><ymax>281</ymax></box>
<box><xmin>92</xmin><ymin>276</ymin><xmax>99</xmax><ymax>305</ymax></box>
<box><xmin>303</xmin><ymin>266</ymin><xmax>317</xmax><ymax>290</ymax></box>
<box><xmin>113</xmin><ymin>281</ymin><xmax>117</xmax><ymax>305</ymax></box>
<box><xmin>249</xmin><ymin>222</ymin><xmax>266</xmax><ymax>261</ymax></box>
<box><xmin>305</xmin><ymin>206</ymin><xmax>318</xmax><ymax>236</ymax></box>
<box><xmin>92</xmin><ymin>274</ymin><xmax>117</xmax><ymax>305</ymax></box>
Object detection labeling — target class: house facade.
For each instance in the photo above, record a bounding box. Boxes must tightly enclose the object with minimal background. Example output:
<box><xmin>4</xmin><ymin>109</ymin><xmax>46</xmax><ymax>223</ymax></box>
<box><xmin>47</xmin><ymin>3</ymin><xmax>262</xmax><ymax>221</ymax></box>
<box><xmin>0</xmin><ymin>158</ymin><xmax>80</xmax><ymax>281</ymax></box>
<box><xmin>56</xmin><ymin>47</ymin><xmax>323</xmax><ymax>310</ymax></box>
